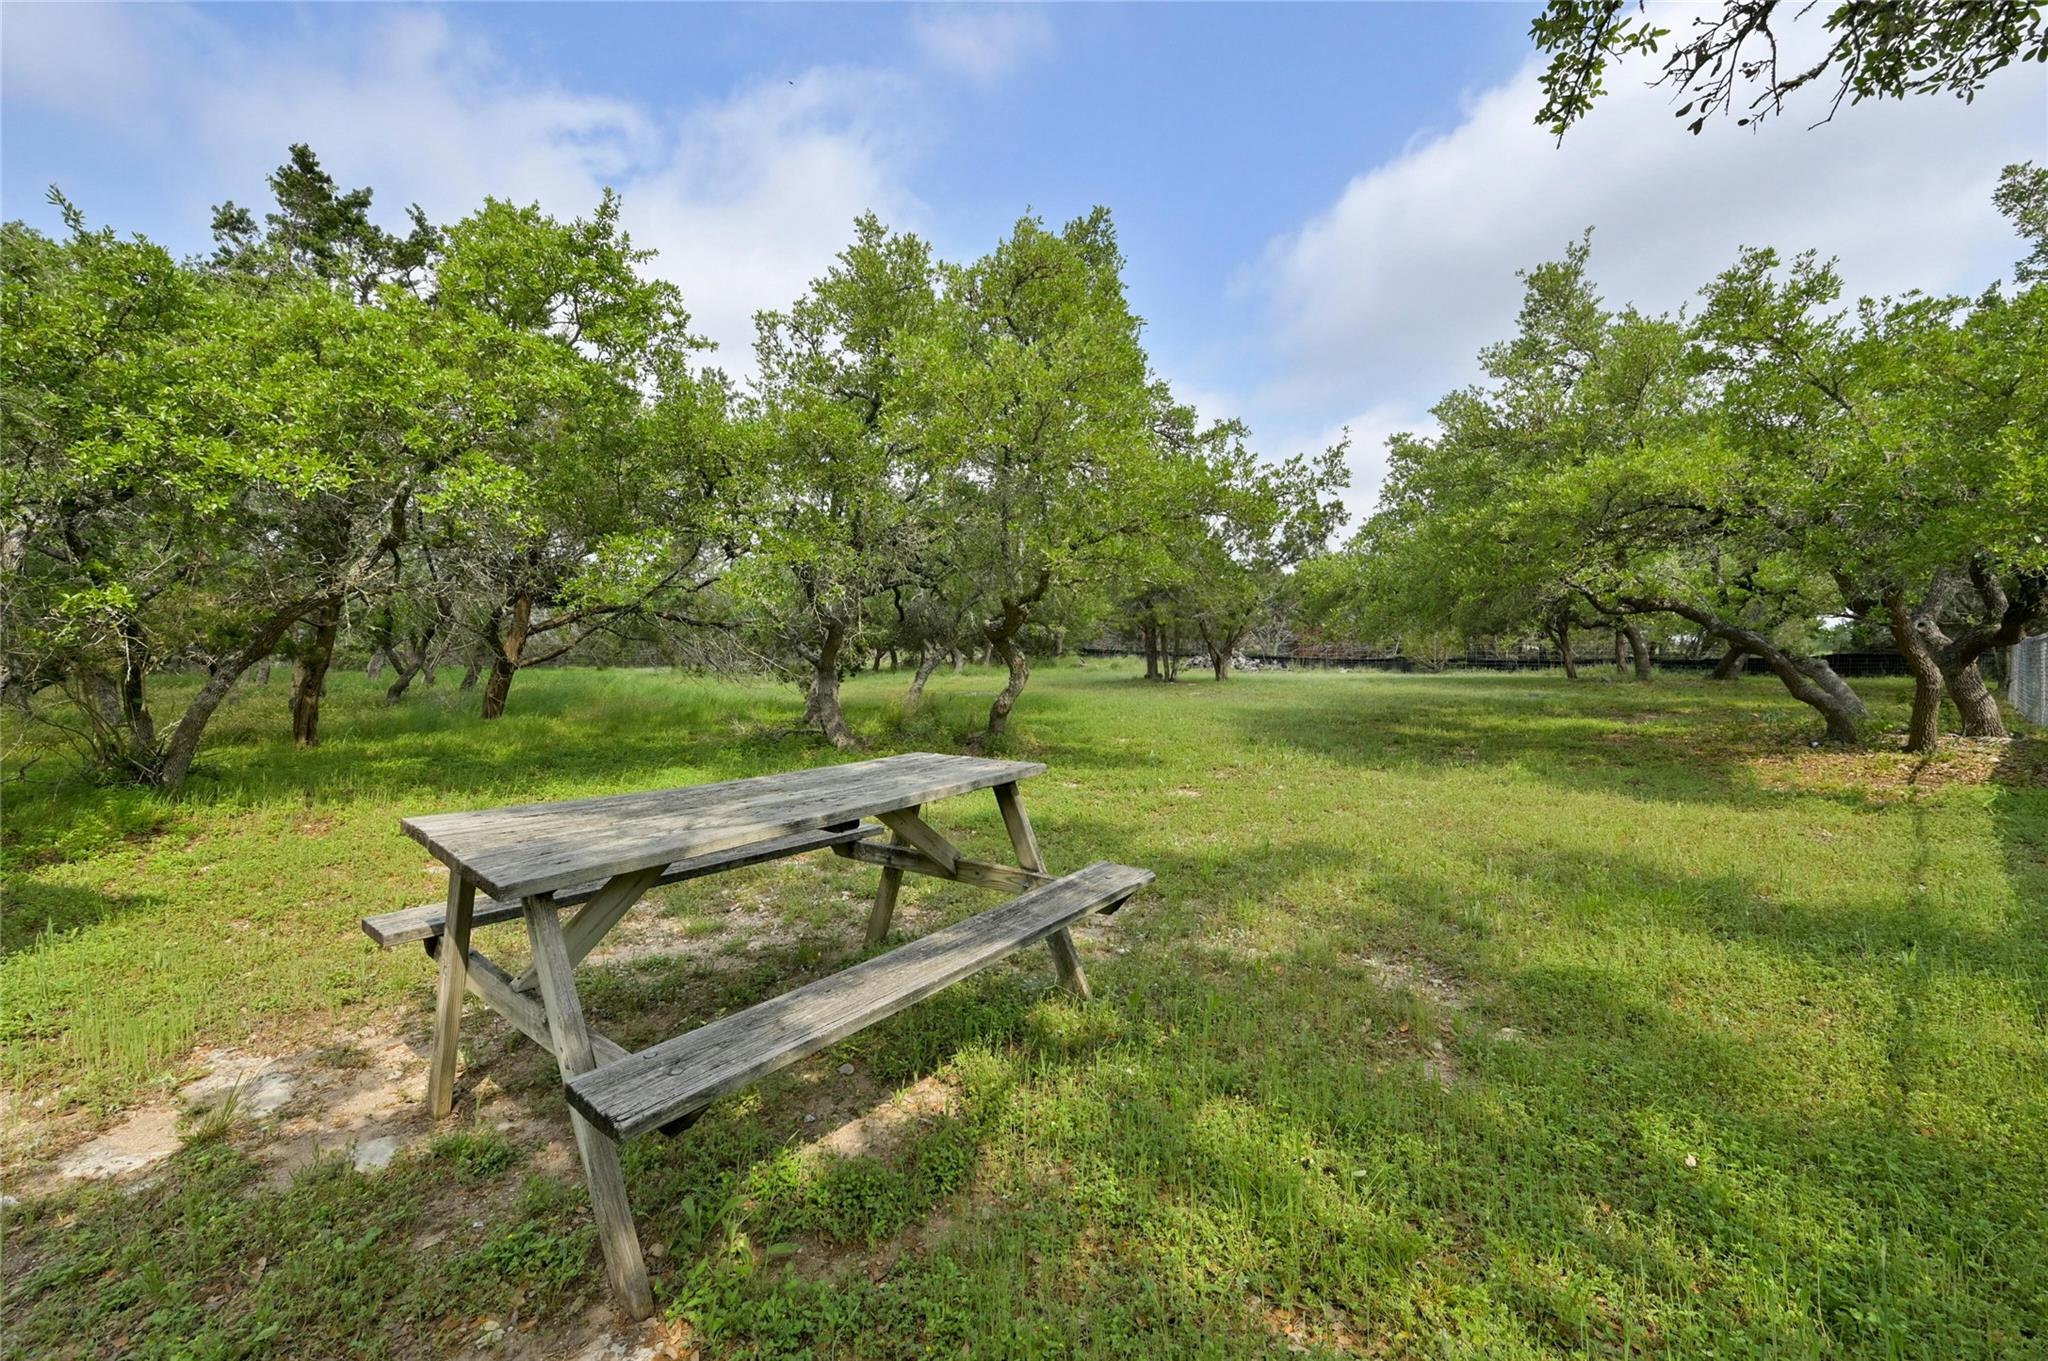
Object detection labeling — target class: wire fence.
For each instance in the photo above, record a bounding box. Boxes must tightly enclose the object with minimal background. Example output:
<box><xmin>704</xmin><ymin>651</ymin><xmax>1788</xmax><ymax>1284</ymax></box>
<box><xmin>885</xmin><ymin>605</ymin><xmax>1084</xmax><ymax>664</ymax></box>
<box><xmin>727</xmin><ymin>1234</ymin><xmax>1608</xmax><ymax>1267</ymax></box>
<box><xmin>1076</xmin><ymin>646</ymin><xmax>1915</xmax><ymax>677</ymax></box>
<box><xmin>2010</xmin><ymin>635</ymin><xmax>2048</xmax><ymax>726</ymax></box>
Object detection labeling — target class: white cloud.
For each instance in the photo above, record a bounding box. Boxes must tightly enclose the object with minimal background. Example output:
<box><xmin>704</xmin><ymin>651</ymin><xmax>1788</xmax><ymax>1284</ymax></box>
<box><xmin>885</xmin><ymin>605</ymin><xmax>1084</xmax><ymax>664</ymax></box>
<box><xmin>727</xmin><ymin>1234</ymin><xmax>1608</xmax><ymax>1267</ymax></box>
<box><xmin>0</xmin><ymin>5</ymin><xmax>921</xmax><ymax>368</ymax></box>
<box><xmin>909</xmin><ymin>6</ymin><xmax>1052</xmax><ymax>86</ymax></box>
<box><xmin>1236</xmin><ymin>47</ymin><xmax>2046</xmax><ymax>505</ymax></box>
<box><xmin>625</xmin><ymin>67</ymin><xmax>922</xmax><ymax>366</ymax></box>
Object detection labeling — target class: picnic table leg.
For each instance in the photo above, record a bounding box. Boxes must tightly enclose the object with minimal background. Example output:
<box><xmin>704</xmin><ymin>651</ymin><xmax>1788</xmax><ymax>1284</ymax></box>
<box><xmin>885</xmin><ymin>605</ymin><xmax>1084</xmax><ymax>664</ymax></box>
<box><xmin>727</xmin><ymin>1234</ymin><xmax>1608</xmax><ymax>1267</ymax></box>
<box><xmin>427</xmin><ymin>872</ymin><xmax>476</xmax><ymax>1118</ymax></box>
<box><xmin>864</xmin><ymin>805</ymin><xmax>912</xmax><ymax>948</ymax></box>
<box><xmin>525</xmin><ymin>898</ymin><xmax>655</xmax><ymax>1319</ymax></box>
<box><xmin>994</xmin><ymin>782</ymin><xmax>1090</xmax><ymax>1001</ymax></box>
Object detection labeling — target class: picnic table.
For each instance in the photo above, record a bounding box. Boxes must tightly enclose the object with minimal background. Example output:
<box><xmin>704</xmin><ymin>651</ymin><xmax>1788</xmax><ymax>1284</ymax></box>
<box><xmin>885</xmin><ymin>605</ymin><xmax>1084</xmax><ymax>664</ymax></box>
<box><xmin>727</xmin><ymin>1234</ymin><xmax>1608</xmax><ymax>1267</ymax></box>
<box><xmin>362</xmin><ymin>752</ymin><xmax>1152</xmax><ymax>1317</ymax></box>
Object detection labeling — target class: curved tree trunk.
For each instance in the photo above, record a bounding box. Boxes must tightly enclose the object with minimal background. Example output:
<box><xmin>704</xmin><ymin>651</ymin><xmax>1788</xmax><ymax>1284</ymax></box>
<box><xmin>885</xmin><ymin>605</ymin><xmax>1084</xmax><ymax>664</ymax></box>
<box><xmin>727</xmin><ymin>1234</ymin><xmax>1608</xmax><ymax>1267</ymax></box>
<box><xmin>1621</xmin><ymin>597</ymin><xmax>1867</xmax><ymax>744</ymax></box>
<box><xmin>1941</xmin><ymin>659</ymin><xmax>2007</xmax><ymax>738</ymax></box>
<box><xmin>289</xmin><ymin>598</ymin><xmax>341</xmax><ymax>747</ymax></box>
<box><xmin>1552</xmin><ymin>622</ymin><xmax>1579</xmax><ymax>679</ymax></box>
<box><xmin>384</xmin><ymin>659</ymin><xmax>423</xmax><ymax>705</ymax></box>
<box><xmin>155</xmin><ymin>604</ymin><xmax>312</xmax><ymax>790</ymax></box>
<box><xmin>1885</xmin><ymin>589</ymin><xmax>1945</xmax><ymax>753</ymax></box>
<box><xmin>479</xmin><ymin>593</ymin><xmax>532</xmax><ymax>721</ymax></box>
<box><xmin>1620</xmin><ymin>620</ymin><xmax>1652</xmax><ymax>681</ymax></box>
<box><xmin>985</xmin><ymin>631</ymin><xmax>1030</xmax><ymax>741</ymax></box>
<box><xmin>982</xmin><ymin>598</ymin><xmax>1036</xmax><ymax>742</ymax></box>
<box><xmin>904</xmin><ymin>646</ymin><xmax>944</xmax><ymax>709</ymax></box>
<box><xmin>802</xmin><ymin>622</ymin><xmax>858</xmax><ymax>749</ymax></box>
<box><xmin>1709</xmin><ymin>645</ymin><xmax>1747</xmax><ymax>681</ymax></box>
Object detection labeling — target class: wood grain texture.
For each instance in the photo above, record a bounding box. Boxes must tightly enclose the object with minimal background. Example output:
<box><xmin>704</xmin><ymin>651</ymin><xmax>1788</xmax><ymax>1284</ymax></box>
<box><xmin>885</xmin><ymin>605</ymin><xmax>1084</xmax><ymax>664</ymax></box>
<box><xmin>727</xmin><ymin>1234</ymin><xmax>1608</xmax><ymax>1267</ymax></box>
<box><xmin>426</xmin><ymin>873</ymin><xmax>474</xmax><ymax>1119</ymax></box>
<box><xmin>995</xmin><ymin>782</ymin><xmax>1090</xmax><ymax>1001</ymax></box>
<box><xmin>834</xmin><ymin>838</ymin><xmax>1056</xmax><ymax>894</ymax></box>
<box><xmin>434</xmin><ymin>943</ymin><xmax>630</xmax><ymax>1068</ymax></box>
<box><xmin>509</xmin><ymin>863</ymin><xmax>664</xmax><ymax>994</ymax></box>
<box><xmin>362</xmin><ymin>824</ymin><xmax>880</xmax><ymax>947</ymax></box>
<box><xmin>863</xmin><ymin>808</ymin><xmax>912</xmax><ymax>949</ymax></box>
<box><xmin>566</xmin><ymin>862</ymin><xmax>1155</xmax><ymax>1141</ymax></box>
<box><xmin>524</xmin><ymin>899</ymin><xmax>654</xmax><ymax>1319</ymax></box>
<box><xmin>401</xmin><ymin>753</ymin><xmax>1042</xmax><ymax>901</ymax></box>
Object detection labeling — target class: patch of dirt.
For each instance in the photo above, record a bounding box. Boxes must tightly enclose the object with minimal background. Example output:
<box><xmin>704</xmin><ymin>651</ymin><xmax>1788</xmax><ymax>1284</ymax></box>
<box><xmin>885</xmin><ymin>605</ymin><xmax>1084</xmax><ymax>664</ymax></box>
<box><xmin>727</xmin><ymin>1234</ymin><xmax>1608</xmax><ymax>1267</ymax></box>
<box><xmin>52</xmin><ymin>1106</ymin><xmax>183</xmax><ymax>1181</ymax></box>
<box><xmin>26</xmin><ymin>1017</ymin><xmax>450</xmax><ymax>1195</ymax></box>
<box><xmin>803</xmin><ymin>1073</ymin><xmax>958</xmax><ymax>1161</ymax></box>
<box><xmin>1750</xmin><ymin>735</ymin><xmax>2042</xmax><ymax>802</ymax></box>
<box><xmin>1260</xmin><ymin>1299</ymin><xmax>1374</xmax><ymax>1356</ymax></box>
<box><xmin>1342</xmin><ymin>953</ymin><xmax>1469</xmax><ymax>1088</ymax></box>
<box><xmin>1345</xmin><ymin>952</ymin><xmax>1468</xmax><ymax>1013</ymax></box>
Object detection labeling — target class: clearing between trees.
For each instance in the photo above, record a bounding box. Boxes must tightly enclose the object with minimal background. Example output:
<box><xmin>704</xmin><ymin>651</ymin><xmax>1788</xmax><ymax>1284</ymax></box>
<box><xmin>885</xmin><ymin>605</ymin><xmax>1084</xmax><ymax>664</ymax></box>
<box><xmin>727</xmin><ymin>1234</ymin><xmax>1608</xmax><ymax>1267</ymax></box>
<box><xmin>4</xmin><ymin>664</ymin><xmax>2044</xmax><ymax>1358</ymax></box>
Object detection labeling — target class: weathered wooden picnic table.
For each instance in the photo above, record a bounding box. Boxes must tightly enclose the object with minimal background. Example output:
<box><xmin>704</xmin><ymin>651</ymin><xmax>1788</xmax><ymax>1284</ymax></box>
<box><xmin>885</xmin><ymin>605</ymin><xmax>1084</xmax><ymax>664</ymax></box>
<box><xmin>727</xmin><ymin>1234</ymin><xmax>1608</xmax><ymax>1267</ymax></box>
<box><xmin>362</xmin><ymin>752</ymin><xmax>1152</xmax><ymax>1317</ymax></box>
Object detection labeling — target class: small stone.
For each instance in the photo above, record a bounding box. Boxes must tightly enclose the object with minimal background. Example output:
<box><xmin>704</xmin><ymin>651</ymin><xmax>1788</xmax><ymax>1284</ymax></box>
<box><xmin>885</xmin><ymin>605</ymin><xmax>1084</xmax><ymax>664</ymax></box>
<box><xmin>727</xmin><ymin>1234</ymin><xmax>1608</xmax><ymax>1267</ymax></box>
<box><xmin>837</xmin><ymin>1063</ymin><xmax>854</xmax><ymax>1076</ymax></box>
<box><xmin>803</xmin><ymin>1113</ymin><xmax>817</xmax><ymax>1124</ymax></box>
<box><xmin>1683</xmin><ymin>1154</ymin><xmax>1699</xmax><ymax>1168</ymax></box>
<box><xmin>646</xmin><ymin>1241</ymin><xmax>667</xmax><ymax>1259</ymax></box>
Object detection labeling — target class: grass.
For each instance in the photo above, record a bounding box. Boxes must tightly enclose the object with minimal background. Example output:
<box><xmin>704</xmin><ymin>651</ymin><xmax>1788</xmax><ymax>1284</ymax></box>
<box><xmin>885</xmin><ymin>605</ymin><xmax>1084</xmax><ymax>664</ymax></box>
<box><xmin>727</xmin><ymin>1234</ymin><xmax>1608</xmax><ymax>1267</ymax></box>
<box><xmin>4</xmin><ymin>661</ymin><xmax>2045</xmax><ymax>1357</ymax></box>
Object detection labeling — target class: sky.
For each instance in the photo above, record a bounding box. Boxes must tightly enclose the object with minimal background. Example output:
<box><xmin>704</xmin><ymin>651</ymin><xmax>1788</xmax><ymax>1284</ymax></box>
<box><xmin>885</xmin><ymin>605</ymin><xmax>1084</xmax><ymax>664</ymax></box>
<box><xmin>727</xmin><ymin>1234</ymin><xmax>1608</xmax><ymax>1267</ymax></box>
<box><xmin>4</xmin><ymin>2</ymin><xmax>2043</xmax><ymax>519</ymax></box>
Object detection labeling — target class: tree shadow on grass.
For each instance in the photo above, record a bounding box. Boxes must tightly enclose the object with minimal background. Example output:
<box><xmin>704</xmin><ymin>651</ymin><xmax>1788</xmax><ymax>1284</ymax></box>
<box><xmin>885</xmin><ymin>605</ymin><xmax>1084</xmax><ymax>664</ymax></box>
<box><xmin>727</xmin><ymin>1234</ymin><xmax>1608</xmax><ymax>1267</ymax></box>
<box><xmin>1988</xmin><ymin>737</ymin><xmax>2048</xmax><ymax>1027</ymax></box>
<box><xmin>0</xmin><ymin>878</ymin><xmax>167</xmax><ymax>958</ymax></box>
<box><xmin>1230</xmin><ymin>673</ymin><xmax>1921</xmax><ymax>814</ymax></box>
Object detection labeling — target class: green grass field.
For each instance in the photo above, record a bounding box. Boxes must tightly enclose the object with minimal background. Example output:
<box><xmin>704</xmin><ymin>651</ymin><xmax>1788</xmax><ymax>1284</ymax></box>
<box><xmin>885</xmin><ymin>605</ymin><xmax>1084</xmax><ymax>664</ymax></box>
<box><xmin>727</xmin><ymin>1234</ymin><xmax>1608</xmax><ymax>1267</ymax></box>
<box><xmin>4</xmin><ymin>663</ymin><xmax>2045</xmax><ymax>1358</ymax></box>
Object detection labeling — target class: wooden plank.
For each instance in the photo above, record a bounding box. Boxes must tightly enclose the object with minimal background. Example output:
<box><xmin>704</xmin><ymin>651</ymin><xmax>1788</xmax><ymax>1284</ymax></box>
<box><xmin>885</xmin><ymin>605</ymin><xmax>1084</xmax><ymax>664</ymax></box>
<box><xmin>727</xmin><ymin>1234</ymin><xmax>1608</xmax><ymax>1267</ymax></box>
<box><xmin>525</xmin><ymin>898</ymin><xmax>654</xmax><ymax>1320</ymax></box>
<box><xmin>995</xmin><ymin>782</ymin><xmax>1090</xmax><ymax>1000</ymax></box>
<box><xmin>426</xmin><ymin>874</ymin><xmax>474</xmax><ymax>1119</ymax></box>
<box><xmin>874</xmin><ymin>808</ymin><xmax>960</xmax><ymax>874</ymax></box>
<box><xmin>509</xmin><ymin>864</ymin><xmax>664</xmax><ymax>994</ymax></box>
<box><xmin>400</xmin><ymin>753</ymin><xmax>1040</xmax><ymax>902</ymax></box>
<box><xmin>566</xmin><ymin>862</ymin><xmax>1155</xmax><ymax>1142</ymax></box>
<box><xmin>365</xmin><ymin>896</ymin><xmax>525</xmax><ymax>948</ymax></box>
<box><xmin>433</xmin><ymin>943</ymin><xmax>630</xmax><ymax>1069</ymax></box>
<box><xmin>993</xmin><ymin>783</ymin><xmax>1043</xmax><ymax>872</ymax></box>
<box><xmin>835</xmin><ymin>839</ymin><xmax>1054</xmax><ymax>894</ymax></box>
<box><xmin>363</xmin><ymin>824</ymin><xmax>879</xmax><ymax>948</ymax></box>
<box><xmin>864</xmin><ymin>809</ymin><xmax>910</xmax><ymax>949</ymax></box>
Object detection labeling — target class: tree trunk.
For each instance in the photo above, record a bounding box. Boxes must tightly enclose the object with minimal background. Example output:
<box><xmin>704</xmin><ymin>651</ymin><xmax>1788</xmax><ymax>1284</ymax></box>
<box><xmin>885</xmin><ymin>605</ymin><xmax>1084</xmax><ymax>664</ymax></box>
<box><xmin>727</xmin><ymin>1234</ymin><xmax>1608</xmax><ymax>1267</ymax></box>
<box><xmin>1553</xmin><ymin>622</ymin><xmax>1578</xmax><ymax>679</ymax></box>
<box><xmin>983</xmin><ymin>603</ymin><xmax>1033</xmax><ymax>743</ymax></box>
<box><xmin>289</xmin><ymin>599</ymin><xmax>340</xmax><ymax>747</ymax></box>
<box><xmin>459</xmin><ymin>652</ymin><xmax>484</xmax><ymax>691</ymax></box>
<box><xmin>803</xmin><ymin>623</ymin><xmax>858</xmax><ymax>749</ymax></box>
<box><xmin>1885</xmin><ymin>589</ymin><xmax>1945</xmax><ymax>753</ymax></box>
<box><xmin>1620</xmin><ymin>620</ymin><xmax>1652</xmax><ymax>681</ymax></box>
<box><xmin>384</xmin><ymin>659</ymin><xmax>423</xmax><ymax>705</ymax></box>
<box><xmin>1941</xmin><ymin>659</ymin><xmax>2007</xmax><ymax>738</ymax></box>
<box><xmin>479</xmin><ymin>593</ymin><xmax>532</xmax><ymax>721</ymax></box>
<box><xmin>365</xmin><ymin>650</ymin><xmax>387</xmax><ymax>680</ymax></box>
<box><xmin>1623</xmin><ymin>598</ymin><xmax>1867</xmax><ymax>744</ymax></box>
<box><xmin>155</xmin><ymin>605</ymin><xmax>311</xmax><ymax>789</ymax></box>
<box><xmin>1141</xmin><ymin>615</ymin><xmax>1161</xmax><ymax>681</ymax></box>
<box><xmin>905</xmin><ymin>646</ymin><xmax>944</xmax><ymax>709</ymax></box>
<box><xmin>1709</xmin><ymin>645</ymin><xmax>1747</xmax><ymax>681</ymax></box>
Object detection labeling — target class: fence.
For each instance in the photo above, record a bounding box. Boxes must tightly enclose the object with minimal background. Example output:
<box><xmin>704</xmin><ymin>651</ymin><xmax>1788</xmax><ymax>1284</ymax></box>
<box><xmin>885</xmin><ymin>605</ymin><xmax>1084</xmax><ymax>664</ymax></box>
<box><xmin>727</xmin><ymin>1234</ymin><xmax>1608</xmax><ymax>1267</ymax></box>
<box><xmin>2011</xmin><ymin>635</ymin><xmax>2048</xmax><ymax>726</ymax></box>
<box><xmin>1077</xmin><ymin>646</ymin><xmax>1914</xmax><ymax>678</ymax></box>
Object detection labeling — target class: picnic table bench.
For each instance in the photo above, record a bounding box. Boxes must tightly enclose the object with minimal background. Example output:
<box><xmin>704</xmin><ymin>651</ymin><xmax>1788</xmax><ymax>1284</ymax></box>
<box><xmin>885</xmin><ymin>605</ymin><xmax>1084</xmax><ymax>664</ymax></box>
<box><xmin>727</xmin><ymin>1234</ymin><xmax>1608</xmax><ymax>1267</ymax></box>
<box><xmin>362</xmin><ymin>752</ymin><xmax>1152</xmax><ymax>1317</ymax></box>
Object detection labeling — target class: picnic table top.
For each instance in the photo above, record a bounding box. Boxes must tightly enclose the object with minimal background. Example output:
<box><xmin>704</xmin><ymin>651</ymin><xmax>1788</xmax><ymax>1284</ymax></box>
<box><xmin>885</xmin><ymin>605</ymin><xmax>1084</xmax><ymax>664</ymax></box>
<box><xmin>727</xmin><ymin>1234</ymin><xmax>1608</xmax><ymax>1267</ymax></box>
<box><xmin>401</xmin><ymin>752</ymin><xmax>1045</xmax><ymax>901</ymax></box>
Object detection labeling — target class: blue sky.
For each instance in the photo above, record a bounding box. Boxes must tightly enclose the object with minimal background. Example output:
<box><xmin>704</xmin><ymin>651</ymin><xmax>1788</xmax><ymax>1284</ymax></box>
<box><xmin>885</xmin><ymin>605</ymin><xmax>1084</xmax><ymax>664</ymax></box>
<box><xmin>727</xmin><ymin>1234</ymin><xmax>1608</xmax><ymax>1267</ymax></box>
<box><xmin>4</xmin><ymin>3</ymin><xmax>2042</xmax><ymax>513</ymax></box>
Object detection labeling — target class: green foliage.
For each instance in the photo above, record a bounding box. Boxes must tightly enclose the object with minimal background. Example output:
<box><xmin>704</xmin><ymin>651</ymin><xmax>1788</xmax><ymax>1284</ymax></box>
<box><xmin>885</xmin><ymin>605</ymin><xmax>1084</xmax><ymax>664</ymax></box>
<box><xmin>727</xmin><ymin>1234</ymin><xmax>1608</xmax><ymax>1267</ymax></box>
<box><xmin>1332</xmin><ymin>174</ymin><xmax>2048</xmax><ymax>741</ymax></box>
<box><xmin>1532</xmin><ymin>0</ymin><xmax>2047</xmax><ymax>136</ymax></box>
